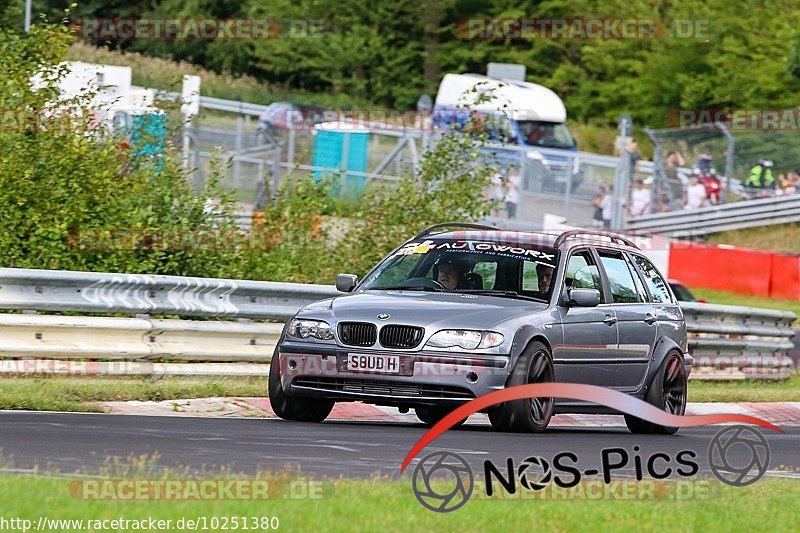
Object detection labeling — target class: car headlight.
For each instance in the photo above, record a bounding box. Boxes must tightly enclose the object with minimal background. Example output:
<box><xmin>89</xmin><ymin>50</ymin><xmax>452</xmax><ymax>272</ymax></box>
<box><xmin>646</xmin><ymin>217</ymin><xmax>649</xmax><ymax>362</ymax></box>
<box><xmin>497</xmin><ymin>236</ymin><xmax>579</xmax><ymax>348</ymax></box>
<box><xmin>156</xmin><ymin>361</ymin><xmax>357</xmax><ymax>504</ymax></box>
<box><xmin>288</xmin><ymin>319</ymin><xmax>334</xmax><ymax>341</ymax></box>
<box><xmin>425</xmin><ymin>330</ymin><xmax>505</xmax><ymax>350</ymax></box>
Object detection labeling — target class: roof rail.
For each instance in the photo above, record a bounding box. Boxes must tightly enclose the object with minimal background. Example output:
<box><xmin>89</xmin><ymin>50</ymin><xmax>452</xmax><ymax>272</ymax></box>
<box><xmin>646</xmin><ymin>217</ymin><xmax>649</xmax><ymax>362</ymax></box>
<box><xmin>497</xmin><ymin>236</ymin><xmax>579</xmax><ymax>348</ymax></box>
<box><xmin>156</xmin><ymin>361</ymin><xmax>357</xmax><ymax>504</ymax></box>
<box><xmin>553</xmin><ymin>229</ymin><xmax>639</xmax><ymax>249</ymax></box>
<box><xmin>414</xmin><ymin>222</ymin><xmax>497</xmax><ymax>239</ymax></box>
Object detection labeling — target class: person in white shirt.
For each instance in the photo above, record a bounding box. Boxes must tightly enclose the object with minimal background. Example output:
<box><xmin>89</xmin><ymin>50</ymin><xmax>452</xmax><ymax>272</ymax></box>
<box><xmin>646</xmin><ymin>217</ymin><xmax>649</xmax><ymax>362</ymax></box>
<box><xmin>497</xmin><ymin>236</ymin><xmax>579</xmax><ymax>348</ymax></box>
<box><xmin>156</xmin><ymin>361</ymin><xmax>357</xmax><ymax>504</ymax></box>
<box><xmin>684</xmin><ymin>176</ymin><xmax>707</xmax><ymax>209</ymax></box>
<box><xmin>600</xmin><ymin>186</ymin><xmax>614</xmax><ymax>228</ymax></box>
<box><xmin>504</xmin><ymin>166</ymin><xmax>521</xmax><ymax>219</ymax></box>
<box><xmin>629</xmin><ymin>179</ymin><xmax>652</xmax><ymax>216</ymax></box>
<box><xmin>488</xmin><ymin>171</ymin><xmax>505</xmax><ymax>216</ymax></box>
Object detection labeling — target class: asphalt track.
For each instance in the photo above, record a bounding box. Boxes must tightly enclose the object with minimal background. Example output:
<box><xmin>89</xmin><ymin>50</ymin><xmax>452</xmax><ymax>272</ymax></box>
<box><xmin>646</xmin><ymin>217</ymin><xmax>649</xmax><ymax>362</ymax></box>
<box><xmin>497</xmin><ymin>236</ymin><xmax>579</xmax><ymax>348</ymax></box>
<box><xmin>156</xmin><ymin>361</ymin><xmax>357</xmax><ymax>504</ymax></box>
<box><xmin>1</xmin><ymin>412</ymin><xmax>798</xmax><ymax>480</ymax></box>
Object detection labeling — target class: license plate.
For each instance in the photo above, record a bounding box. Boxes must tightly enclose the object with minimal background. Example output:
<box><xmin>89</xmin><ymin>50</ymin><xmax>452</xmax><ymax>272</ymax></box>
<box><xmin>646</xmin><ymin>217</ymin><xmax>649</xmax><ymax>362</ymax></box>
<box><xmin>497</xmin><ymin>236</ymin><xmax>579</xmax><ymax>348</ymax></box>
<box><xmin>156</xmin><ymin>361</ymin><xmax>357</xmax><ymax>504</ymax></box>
<box><xmin>346</xmin><ymin>353</ymin><xmax>401</xmax><ymax>374</ymax></box>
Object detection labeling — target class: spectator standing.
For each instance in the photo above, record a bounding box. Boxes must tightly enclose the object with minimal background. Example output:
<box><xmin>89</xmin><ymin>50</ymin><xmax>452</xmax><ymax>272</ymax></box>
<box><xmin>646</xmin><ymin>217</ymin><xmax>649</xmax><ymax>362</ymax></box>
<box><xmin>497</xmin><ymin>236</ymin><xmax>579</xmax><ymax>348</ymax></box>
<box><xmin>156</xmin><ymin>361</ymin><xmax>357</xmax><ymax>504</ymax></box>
<box><xmin>629</xmin><ymin>179</ymin><xmax>652</xmax><ymax>216</ymax></box>
<box><xmin>488</xmin><ymin>170</ymin><xmax>505</xmax><ymax>216</ymax></box>
<box><xmin>664</xmin><ymin>150</ymin><xmax>685</xmax><ymax>210</ymax></box>
<box><xmin>591</xmin><ymin>183</ymin><xmax>607</xmax><ymax>227</ymax></box>
<box><xmin>684</xmin><ymin>175</ymin><xmax>707</xmax><ymax>209</ymax></box>
<box><xmin>600</xmin><ymin>186</ymin><xmax>614</xmax><ymax>228</ymax></box>
<box><xmin>786</xmin><ymin>170</ymin><xmax>800</xmax><ymax>194</ymax></box>
<box><xmin>694</xmin><ymin>152</ymin><xmax>713</xmax><ymax>175</ymax></box>
<box><xmin>504</xmin><ymin>165</ymin><xmax>521</xmax><ymax>219</ymax></box>
<box><xmin>745</xmin><ymin>160</ymin><xmax>775</xmax><ymax>190</ymax></box>
<box><xmin>627</xmin><ymin>138</ymin><xmax>641</xmax><ymax>180</ymax></box>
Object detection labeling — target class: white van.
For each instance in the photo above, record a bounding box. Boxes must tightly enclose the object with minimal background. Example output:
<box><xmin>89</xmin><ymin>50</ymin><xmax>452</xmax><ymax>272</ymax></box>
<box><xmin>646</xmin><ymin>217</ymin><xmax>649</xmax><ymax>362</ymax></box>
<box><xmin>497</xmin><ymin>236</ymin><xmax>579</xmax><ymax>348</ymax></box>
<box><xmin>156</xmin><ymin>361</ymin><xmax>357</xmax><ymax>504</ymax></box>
<box><xmin>432</xmin><ymin>73</ymin><xmax>576</xmax><ymax>151</ymax></box>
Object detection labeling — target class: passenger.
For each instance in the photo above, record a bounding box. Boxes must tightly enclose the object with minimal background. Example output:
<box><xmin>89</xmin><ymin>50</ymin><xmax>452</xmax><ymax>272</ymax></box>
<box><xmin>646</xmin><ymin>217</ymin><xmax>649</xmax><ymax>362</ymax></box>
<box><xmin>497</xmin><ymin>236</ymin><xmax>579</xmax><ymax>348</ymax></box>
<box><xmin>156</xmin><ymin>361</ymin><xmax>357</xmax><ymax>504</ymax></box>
<box><xmin>536</xmin><ymin>263</ymin><xmax>555</xmax><ymax>296</ymax></box>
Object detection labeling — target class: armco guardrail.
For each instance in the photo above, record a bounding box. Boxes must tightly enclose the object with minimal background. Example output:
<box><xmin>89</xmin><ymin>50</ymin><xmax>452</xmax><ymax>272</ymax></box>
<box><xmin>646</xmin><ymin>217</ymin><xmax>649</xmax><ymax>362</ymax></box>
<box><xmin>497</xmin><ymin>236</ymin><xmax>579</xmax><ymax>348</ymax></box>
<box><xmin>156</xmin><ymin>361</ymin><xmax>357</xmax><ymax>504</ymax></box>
<box><xmin>0</xmin><ymin>268</ymin><xmax>795</xmax><ymax>378</ymax></box>
<box><xmin>681</xmin><ymin>302</ymin><xmax>797</xmax><ymax>379</ymax></box>
<box><xmin>625</xmin><ymin>194</ymin><xmax>800</xmax><ymax>237</ymax></box>
<box><xmin>0</xmin><ymin>268</ymin><xmax>338</xmax><ymax>320</ymax></box>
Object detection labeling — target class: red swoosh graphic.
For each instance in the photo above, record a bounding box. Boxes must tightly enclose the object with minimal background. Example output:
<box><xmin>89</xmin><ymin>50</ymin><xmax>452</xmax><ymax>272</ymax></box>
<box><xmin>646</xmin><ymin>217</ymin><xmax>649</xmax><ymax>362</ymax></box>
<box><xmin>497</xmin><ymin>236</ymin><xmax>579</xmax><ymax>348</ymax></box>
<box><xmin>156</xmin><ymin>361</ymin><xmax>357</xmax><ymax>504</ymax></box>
<box><xmin>400</xmin><ymin>383</ymin><xmax>782</xmax><ymax>473</ymax></box>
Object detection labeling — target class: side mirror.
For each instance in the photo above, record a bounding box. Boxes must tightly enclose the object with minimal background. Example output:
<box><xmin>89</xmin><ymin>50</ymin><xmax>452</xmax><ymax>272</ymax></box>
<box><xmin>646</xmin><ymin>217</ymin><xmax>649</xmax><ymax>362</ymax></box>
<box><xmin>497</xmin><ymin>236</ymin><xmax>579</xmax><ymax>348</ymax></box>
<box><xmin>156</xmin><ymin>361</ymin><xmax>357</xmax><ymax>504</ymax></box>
<box><xmin>567</xmin><ymin>288</ymin><xmax>600</xmax><ymax>307</ymax></box>
<box><xmin>335</xmin><ymin>274</ymin><xmax>358</xmax><ymax>293</ymax></box>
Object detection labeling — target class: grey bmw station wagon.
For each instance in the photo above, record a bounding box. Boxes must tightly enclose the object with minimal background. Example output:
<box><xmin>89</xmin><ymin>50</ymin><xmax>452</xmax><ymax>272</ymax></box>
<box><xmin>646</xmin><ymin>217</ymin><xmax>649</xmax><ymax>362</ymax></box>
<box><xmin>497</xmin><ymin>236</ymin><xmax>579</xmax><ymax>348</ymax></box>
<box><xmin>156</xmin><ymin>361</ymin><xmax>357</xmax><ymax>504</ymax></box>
<box><xmin>269</xmin><ymin>223</ymin><xmax>692</xmax><ymax>434</ymax></box>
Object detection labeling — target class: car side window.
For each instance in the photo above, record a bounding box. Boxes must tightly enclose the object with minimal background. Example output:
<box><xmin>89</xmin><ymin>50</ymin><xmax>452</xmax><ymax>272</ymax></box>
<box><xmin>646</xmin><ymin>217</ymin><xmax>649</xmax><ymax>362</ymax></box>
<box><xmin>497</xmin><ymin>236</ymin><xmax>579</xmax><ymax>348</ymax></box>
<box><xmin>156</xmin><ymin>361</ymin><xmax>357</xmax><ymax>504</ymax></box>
<box><xmin>632</xmin><ymin>254</ymin><xmax>673</xmax><ymax>303</ymax></box>
<box><xmin>565</xmin><ymin>251</ymin><xmax>605</xmax><ymax>303</ymax></box>
<box><xmin>598</xmin><ymin>251</ymin><xmax>644</xmax><ymax>304</ymax></box>
<box><xmin>473</xmin><ymin>261</ymin><xmax>498</xmax><ymax>290</ymax></box>
<box><xmin>626</xmin><ymin>255</ymin><xmax>648</xmax><ymax>301</ymax></box>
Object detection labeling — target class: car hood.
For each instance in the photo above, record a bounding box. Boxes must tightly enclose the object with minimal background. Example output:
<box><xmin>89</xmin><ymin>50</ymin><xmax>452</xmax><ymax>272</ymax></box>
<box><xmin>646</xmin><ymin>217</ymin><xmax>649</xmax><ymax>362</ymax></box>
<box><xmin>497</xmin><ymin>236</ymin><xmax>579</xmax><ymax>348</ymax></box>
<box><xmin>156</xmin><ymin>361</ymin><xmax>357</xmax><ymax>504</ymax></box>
<box><xmin>298</xmin><ymin>290</ymin><xmax>548</xmax><ymax>330</ymax></box>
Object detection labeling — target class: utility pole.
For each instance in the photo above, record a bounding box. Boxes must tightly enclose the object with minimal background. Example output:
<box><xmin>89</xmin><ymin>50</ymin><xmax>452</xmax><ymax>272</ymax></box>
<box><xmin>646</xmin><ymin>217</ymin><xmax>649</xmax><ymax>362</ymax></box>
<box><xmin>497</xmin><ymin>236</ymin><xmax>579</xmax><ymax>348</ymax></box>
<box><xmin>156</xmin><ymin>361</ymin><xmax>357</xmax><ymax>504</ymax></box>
<box><xmin>24</xmin><ymin>0</ymin><xmax>31</xmax><ymax>32</ymax></box>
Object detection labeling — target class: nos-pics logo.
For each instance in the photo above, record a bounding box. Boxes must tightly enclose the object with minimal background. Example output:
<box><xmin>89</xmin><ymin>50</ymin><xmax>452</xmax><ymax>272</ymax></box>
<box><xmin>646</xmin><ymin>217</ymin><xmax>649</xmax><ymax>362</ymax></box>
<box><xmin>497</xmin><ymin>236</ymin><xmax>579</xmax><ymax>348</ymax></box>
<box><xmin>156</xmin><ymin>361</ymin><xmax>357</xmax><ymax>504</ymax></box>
<box><xmin>411</xmin><ymin>425</ymin><xmax>771</xmax><ymax>512</ymax></box>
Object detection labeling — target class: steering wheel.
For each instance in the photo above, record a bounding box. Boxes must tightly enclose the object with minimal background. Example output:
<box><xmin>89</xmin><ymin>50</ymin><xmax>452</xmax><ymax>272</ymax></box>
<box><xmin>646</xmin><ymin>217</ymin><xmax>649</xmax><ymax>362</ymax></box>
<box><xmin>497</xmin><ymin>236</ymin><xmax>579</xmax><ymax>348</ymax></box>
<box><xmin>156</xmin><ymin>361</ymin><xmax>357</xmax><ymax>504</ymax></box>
<box><xmin>397</xmin><ymin>277</ymin><xmax>446</xmax><ymax>290</ymax></box>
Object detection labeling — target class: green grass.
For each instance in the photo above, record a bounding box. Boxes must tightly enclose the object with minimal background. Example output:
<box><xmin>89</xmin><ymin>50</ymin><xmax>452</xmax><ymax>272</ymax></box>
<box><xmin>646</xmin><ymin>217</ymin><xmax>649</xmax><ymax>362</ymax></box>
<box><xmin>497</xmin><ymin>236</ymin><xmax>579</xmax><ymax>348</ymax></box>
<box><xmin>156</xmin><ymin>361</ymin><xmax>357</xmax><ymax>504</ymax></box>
<box><xmin>689</xmin><ymin>286</ymin><xmax>800</xmax><ymax>319</ymax></box>
<box><xmin>689</xmin><ymin>374</ymin><xmax>800</xmax><ymax>402</ymax></box>
<box><xmin>66</xmin><ymin>42</ymin><xmax>374</xmax><ymax>110</ymax></box>
<box><xmin>706</xmin><ymin>223</ymin><xmax>800</xmax><ymax>256</ymax></box>
<box><xmin>0</xmin><ymin>473</ymin><xmax>797</xmax><ymax>532</ymax></box>
<box><xmin>0</xmin><ymin>371</ymin><xmax>798</xmax><ymax>413</ymax></box>
<box><xmin>0</xmin><ymin>376</ymin><xmax>265</xmax><ymax>412</ymax></box>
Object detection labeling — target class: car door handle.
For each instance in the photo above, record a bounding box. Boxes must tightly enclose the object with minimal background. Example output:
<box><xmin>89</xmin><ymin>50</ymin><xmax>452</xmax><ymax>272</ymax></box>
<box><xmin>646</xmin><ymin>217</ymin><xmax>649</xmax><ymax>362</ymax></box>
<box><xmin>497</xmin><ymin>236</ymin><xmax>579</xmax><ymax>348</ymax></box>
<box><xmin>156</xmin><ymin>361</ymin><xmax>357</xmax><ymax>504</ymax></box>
<box><xmin>644</xmin><ymin>313</ymin><xmax>658</xmax><ymax>325</ymax></box>
<box><xmin>603</xmin><ymin>315</ymin><xmax>617</xmax><ymax>326</ymax></box>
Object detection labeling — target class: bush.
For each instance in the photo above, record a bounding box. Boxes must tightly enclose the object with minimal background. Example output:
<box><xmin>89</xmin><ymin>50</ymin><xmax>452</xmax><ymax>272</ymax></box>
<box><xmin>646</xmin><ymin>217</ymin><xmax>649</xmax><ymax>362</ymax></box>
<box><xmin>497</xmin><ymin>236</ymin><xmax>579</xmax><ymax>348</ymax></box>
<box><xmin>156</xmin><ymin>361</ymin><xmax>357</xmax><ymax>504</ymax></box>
<box><xmin>0</xmin><ymin>23</ymin><xmax>240</xmax><ymax>277</ymax></box>
<box><xmin>7</xmin><ymin>24</ymin><xmax>501</xmax><ymax>285</ymax></box>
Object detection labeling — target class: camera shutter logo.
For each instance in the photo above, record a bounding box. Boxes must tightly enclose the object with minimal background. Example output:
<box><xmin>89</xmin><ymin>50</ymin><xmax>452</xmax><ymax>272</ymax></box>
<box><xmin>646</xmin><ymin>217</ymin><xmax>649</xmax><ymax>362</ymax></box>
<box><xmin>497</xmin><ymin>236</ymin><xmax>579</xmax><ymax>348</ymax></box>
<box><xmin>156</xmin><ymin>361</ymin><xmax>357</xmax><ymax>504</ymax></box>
<box><xmin>411</xmin><ymin>451</ymin><xmax>474</xmax><ymax>513</ymax></box>
<box><xmin>708</xmin><ymin>425</ymin><xmax>770</xmax><ymax>487</ymax></box>
<box><xmin>517</xmin><ymin>456</ymin><xmax>552</xmax><ymax>491</ymax></box>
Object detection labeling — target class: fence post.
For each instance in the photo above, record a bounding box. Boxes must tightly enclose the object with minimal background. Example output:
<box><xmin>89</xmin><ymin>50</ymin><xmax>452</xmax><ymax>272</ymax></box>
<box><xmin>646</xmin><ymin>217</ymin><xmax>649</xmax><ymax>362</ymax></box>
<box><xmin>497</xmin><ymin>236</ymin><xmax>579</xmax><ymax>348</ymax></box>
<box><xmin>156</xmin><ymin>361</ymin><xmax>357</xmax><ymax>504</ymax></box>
<box><xmin>716</xmin><ymin>121</ymin><xmax>735</xmax><ymax>204</ymax></box>
<box><xmin>645</xmin><ymin>128</ymin><xmax>667</xmax><ymax>208</ymax></box>
<box><xmin>563</xmin><ymin>153</ymin><xmax>573</xmax><ymax>222</ymax></box>
<box><xmin>612</xmin><ymin>115</ymin><xmax>632</xmax><ymax>229</ymax></box>
<box><xmin>233</xmin><ymin>115</ymin><xmax>244</xmax><ymax>187</ymax></box>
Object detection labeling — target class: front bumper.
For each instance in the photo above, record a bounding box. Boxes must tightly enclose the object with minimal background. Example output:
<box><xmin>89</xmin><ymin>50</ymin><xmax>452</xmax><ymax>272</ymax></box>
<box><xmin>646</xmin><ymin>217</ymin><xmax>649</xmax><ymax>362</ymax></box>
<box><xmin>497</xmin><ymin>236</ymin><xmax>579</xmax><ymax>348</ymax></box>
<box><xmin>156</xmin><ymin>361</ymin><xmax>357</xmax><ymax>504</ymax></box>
<box><xmin>276</xmin><ymin>341</ymin><xmax>511</xmax><ymax>406</ymax></box>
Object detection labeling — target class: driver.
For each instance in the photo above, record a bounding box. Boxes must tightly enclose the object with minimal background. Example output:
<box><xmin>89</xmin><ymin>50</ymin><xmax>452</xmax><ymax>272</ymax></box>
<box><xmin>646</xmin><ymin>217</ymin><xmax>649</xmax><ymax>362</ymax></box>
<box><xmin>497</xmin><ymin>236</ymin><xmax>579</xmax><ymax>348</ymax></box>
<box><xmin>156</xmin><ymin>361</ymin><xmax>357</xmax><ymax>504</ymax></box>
<box><xmin>434</xmin><ymin>256</ymin><xmax>465</xmax><ymax>290</ymax></box>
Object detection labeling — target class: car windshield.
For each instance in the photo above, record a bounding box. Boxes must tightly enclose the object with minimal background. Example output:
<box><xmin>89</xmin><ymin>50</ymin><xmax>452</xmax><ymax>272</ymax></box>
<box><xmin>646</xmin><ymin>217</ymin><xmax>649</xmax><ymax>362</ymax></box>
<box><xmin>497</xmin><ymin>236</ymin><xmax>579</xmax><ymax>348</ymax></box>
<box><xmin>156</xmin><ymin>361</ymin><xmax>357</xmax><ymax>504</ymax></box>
<box><xmin>517</xmin><ymin>120</ymin><xmax>576</xmax><ymax>149</ymax></box>
<box><xmin>359</xmin><ymin>238</ymin><xmax>560</xmax><ymax>301</ymax></box>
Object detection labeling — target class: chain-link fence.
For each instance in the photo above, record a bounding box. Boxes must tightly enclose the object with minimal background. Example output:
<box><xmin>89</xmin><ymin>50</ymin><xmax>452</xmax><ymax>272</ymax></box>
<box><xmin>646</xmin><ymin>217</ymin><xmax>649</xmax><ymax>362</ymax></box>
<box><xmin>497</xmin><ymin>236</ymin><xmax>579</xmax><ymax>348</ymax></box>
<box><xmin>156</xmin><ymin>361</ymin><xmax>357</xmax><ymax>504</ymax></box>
<box><xmin>171</xmin><ymin>105</ymin><xmax>659</xmax><ymax>230</ymax></box>
<box><xmin>645</xmin><ymin>123</ymin><xmax>800</xmax><ymax>215</ymax></box>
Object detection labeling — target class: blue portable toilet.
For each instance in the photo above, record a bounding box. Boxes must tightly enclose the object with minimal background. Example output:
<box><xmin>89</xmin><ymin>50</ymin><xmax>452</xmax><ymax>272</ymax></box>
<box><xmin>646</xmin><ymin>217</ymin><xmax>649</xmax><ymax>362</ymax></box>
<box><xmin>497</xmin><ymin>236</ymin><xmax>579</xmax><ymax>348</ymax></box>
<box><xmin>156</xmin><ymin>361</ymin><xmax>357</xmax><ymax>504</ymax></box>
<box><xmin>130</xmin><ymin>112</ymin><xmax>166</xmax><ymax>159</ymax></box>
<box><xmin>312</xmin><ymin>122</ymin><xmax>370</xmax><ymax>197</ymax></box>
<box><xmin>110</xmin><ymin>109</ymin><xmax>166</xmax><ymax>170</ymax></box>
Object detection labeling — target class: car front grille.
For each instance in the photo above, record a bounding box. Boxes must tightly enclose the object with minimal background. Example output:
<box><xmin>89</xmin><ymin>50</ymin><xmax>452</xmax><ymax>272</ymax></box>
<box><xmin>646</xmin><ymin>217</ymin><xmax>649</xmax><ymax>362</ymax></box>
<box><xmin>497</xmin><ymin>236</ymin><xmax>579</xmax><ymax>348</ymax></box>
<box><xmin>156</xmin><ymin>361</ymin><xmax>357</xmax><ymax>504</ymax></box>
<box><xmin>338</xmin><ymin>322</ymin><xmax>377</xmax><ymax>347</ymax></box>
<box><xmin>291</xmin><ymin>377</ymin><xmax>474</xmax><ymax>400</ymax></box>
<box><xmin>379</xmin><ymin>325</ymin><xmax>424</xmax><ymax>349</ymax></box>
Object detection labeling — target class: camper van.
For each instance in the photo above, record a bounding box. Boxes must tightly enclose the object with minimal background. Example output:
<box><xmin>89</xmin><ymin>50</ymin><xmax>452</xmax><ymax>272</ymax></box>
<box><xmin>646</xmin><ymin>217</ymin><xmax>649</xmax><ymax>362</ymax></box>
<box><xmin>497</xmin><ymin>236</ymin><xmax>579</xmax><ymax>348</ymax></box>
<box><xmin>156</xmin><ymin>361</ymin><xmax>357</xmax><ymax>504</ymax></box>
<box><xmin>433</xmin><ymin>73</ymin><xmax>580</xmax><ymax>190</ymax></box>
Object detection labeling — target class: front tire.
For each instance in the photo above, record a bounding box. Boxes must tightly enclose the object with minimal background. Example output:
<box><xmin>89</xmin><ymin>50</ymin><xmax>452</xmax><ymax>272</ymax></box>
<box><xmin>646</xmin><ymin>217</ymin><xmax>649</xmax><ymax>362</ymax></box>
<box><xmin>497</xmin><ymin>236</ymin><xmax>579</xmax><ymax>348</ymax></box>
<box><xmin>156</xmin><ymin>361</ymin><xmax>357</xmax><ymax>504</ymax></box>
<box><xmin>268</xmin><ymin>348</ymin><xmax>334</xmax><ymax>423</ymax></box>
<box><xmin>488</xmin><ymin>341</ymin><xmax>554</xmax><ymax>433</ymax></box>
<box><xmin>625</xmin><ymin>351</ymin><xmax>687</xmax><ymax>435</ymax></box>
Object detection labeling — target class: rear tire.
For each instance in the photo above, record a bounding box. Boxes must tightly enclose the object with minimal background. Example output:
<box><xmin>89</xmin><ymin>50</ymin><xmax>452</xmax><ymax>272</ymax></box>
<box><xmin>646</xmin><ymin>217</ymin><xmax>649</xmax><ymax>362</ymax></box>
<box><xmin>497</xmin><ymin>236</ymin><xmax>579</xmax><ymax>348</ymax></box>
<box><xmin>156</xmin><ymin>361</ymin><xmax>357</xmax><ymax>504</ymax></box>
<box><xmin>488</xmin><ymin>341</ymin><xmax>554</xmax><ymax>433</ymax></box>
<box><xmin>415</xmin><ymin>407</ymin><xmax>466</xmax><ymax>428</ymax></box>
<box><xmin>625</xmin><ymin>351</ymin><xmax>687</xmax><ymax>435</ymax></box>
<box><xmin>268</xmin><ymin>348</ymin><xmax>334</xmax><ymax>423</ymax></box>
